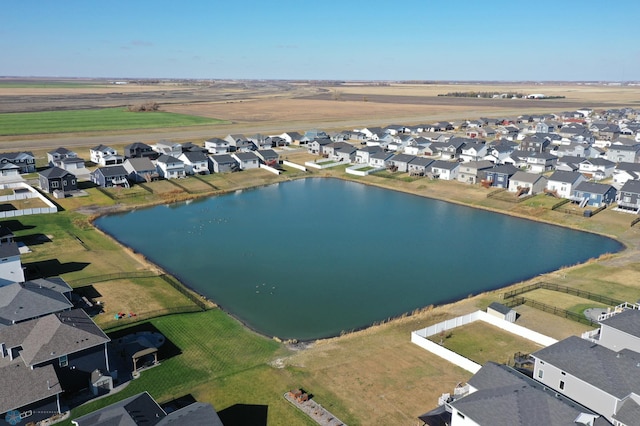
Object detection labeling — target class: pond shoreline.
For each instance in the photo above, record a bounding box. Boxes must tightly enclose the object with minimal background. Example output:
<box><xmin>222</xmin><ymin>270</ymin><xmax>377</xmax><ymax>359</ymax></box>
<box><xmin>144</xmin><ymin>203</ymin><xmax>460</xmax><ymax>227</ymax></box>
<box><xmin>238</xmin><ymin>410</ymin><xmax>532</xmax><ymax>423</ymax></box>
<box><xmin>88</xmin><ymin>174</ymin><xmax>628</xmax><ymax>342</ymax></box>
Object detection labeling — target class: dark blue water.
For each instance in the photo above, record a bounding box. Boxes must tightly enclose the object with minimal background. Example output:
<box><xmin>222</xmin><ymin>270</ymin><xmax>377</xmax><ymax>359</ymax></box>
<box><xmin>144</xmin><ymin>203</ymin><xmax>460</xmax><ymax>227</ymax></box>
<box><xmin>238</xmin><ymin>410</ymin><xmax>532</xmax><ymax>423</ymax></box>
<box><xmin>95</xmin><ymin>178</ymin><xmax>623</xmax><ymax>340</ymax></box>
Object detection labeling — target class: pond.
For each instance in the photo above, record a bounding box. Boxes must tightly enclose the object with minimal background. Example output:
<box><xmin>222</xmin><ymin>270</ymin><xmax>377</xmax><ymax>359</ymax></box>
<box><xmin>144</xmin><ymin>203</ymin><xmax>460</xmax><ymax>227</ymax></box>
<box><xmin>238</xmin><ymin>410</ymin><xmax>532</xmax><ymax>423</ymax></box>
<box><xmin>95</xmin><ymin>178</ymin><xmax>623</xmax><ymax>340</ymax></box>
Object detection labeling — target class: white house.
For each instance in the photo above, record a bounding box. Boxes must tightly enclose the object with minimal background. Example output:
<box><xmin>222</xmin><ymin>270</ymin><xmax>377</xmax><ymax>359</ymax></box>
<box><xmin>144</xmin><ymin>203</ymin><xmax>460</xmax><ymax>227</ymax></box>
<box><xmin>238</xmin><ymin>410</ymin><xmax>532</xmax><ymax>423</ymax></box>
<box><xmin>204</xmin><ymin>137</ymin><xmax>231</xmax><ymax>154</ymax></box>
<box><xmin>0</xmin><ymin>241</ymin><xmax>25</xmax><ymax>286</ymax></box>
<box><xmin>155</xmin><ymin>154</ymin><xmax>186</xmax><ymax>179</ymax></box>
<box><xmin>89</xmin><ymin>145</ymin><xmax>123</xmax><ymax>166</ymax></box>
<box><xmin>546</xmin><ymin>171</ymin><xmax>586</xmax><ymax>198</ymax></box>
<box><xmin>231</xmin><ymin>152</ymin><xmax>260</xmax><ymax>170</ymax></box>
<box><xmin>179</xmin><ymin>151</ymin><xmax>210</xmax><ymax>175</ymax></box>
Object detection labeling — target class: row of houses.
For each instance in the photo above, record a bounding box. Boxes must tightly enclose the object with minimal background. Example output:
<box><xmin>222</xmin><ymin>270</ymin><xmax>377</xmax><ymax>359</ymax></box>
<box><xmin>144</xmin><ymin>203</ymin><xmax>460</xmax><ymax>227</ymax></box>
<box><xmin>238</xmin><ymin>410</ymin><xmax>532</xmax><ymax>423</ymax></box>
<box><xmin>39</xmin><ymin>147</ymin><xmax>280</xmax><ymax>195</ymax></box>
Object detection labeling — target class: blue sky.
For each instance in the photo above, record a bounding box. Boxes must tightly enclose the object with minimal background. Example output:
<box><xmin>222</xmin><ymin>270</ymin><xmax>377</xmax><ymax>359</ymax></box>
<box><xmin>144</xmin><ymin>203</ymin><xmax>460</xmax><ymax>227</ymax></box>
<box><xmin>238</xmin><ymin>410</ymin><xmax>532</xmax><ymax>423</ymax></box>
<box><xmin>2</xmin><ymin>0</ymin><xmax>639</xmax><ymax>81</ymax></box>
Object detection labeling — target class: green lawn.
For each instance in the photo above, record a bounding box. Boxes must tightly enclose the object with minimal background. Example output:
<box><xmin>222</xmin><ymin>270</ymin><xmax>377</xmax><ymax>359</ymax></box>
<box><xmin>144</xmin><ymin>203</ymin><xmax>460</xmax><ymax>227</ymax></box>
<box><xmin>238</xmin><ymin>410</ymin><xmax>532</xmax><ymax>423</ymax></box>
<box><xmin>63</xmin><ymin>310</ymin><xmax>314</xmax><ymax>426</ymax></box>
<box><xmin>0</xmin><ymin>108</ymin><xmax>229</xmax><ymax>135</ymax></box>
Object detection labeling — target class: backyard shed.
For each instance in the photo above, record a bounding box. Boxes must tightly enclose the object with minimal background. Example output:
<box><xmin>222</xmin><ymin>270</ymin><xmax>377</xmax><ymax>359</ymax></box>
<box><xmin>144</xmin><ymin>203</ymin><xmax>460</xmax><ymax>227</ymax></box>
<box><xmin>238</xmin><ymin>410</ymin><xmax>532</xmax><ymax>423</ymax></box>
<box><xmin>487</xmin><ymin>302</ymin><xmax>516</xmax><ymax>323</ymax></box>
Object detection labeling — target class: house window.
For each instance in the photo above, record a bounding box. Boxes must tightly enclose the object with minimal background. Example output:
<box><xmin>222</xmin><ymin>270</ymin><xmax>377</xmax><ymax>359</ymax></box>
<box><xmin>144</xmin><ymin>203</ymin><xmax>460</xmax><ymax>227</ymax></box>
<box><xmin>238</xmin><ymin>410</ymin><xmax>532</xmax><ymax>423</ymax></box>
<box><xmin>63</xmin><ymin>180</ymin><xmax>67</xmax><ymax>186</ymax></box>
<box><xmin>59</xmin><ymin>354</ymin><xmax>68</xmax><ymax>367</ymax></box>
<box><xmin>538</xmin><ymin>369</ymin><xmax>544</xmax><ymax>379</ymax></box>
<box><xmin>51</xmin><ymin>181</ymin><xmax>59</xmax><ymax>188</ymax></box>
<box><xmin>624</xmin><ymin>196</ymin><xmax>631</xmax><ymax>203</ymax></box>
<box><xmin>20</xmin><ymin>410</ymin><xmax>32</xmax><ymax>419</ymax></box>
<box><xmin>559</xmin><ymin>380</ymin><xmax>565</xmax><ymax>390</ymax></box>
<box><xmin>72</xmin><ymin>179</ymin><xmax>76</xmax><ymax>184</ymax></box>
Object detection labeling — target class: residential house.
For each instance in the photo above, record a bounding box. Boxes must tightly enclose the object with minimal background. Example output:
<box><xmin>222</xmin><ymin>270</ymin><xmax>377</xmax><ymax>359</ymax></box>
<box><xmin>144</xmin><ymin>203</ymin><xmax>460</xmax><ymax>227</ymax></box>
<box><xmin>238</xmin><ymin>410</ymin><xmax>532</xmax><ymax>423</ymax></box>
<box><xmin>38</xmin><ymin>167</ymin><xmax>77</xmax><ymax>195</ymax></box>
<box><xmin>532</xmin><ymin>335</ymin><xmax>640</xmax><ymax>425</ymax></box>
<box><xmin>389</xmin><ymin>154</ymin><xmax>417</xmax><ymax>173</ymax></box>
<box><xmin>0</xmin><ymin>163</ymin><xmax>22</xmax><ymax>181</ymax></box>
<box><xmin>480</xmin><ymin>164</ymin><xmax>519</xmax><ymax>188</ymax></box>
<box><xmin>355</xmin><ymin>146</ymin><xmax>383</xmax><ymax>164</ymax></box>
<box><xmin>263</xmin><ymin>136</ymin><xmax>283</xmax><ymax>147</ymax></box>
<box><xmin>0</xmin><ymin>309</ymin><xmax>111</xmax><ymax>425</ymax></box>
<box><xmin>484</xmin><ymin>140</ymin><xmax>517</xmax><ymax>164</ymax></box>
<box><xmin>0</xmin><ymin>278</ymin><xmax>73</xmax><ymax>327</ymax></box>
<box><xmin>179</xmin><ymin>151</ymin><xmax>210</xmax><ymax>175</ymax></box>
<box><xmin>204</xmin><ymin>137</ymin><xmax>231</xmax><ymax>154</ymax></box>
<box><xmin>124</xmin><ymin>142</ymin><xmax>157</xmax><ymax>160</ymax></box>
<box><xmin>613</xmin><ymin>162</ymin><xmax>640</xmax><ymax>186</ymax></box>
<box><xmin>572</xmin><ymin>182</ymin><xmax>617</xmax><ymax>207</ymax></box>
<box><xmin>508</xmin><ymin>171</ymin><xmax>548</xmax><ymax>195</ymax></box>
<box><xmin>247</xmin><ymin>134</ymin><xmax>272</xmax><ymax>150</ymax></box>
<box><xmin>155</xmin><ymin>155</ymin><xmax>186</xmax><ymax>179</ymax></box>
<box><xmin>231</xmin><ymin>152</ymin><xmax>260</xmax><ymax>170</ymax></box>
<box><xmin>122</xmin><ymin>157</ymin><xmax>158</xmax><ymax>183</ymax></box>
<box><xmin>519</xmin><ymin>134</ymin><xmax>551</xmax><ymax>152</ymax></box>
<box><xmin>89</xmin><ymin>145</ymin><xmax>123</xmax><ymax>166</ymax></box>
<box><xmin>71</xmin><ymin>391</ymin><xmax>224</xmax><ymax>426</ymax></box>
<box><xmin>57</xmin><ymin>156</ymin><xmax>89</xmax><ymax>177</ymax></box>
<box><xmin>407</xmin><ymin>157</ymin><xmax>434</xmax><ymax>176</ymax></box>
<box><xmin>324</xmin><ymin>142</ymin><xmax>356</xmax><ymax>163</ymax></box>
<box><xmin>553</xmin><ymin>141</ymin><xmax>590</xmax><ymax>158</ymax></box>
<box><xmin>47</xmin><ymin>147</ymin><xmax>77</xmax><ymax>167</ymax></box>
<box><xmin>255</xmin><ymin>149</ymin><xmax>280</xmax><ymax>166</ymax></box>
<box><xmin>590</xmin><ymin>122</ymin><xmax>621</xmax><ymax>141</ymax></box>
<box><xmin>606</xmin><ymin>144</ymin><xmax>640</xmax><ymax>163</ymax></box>
<box><xmin>439</xmin><ymin>138</ymin><xmax>467</xmax><ymax>160</ymax></box>
<box><xmin>358</xmin><ymin>127</ymin><xmax>386</xmax><ymax>141</ymax></box>
<box><xmin>152</xmin><ymin>140</ymin><xmax>182</xmax><ymax>157</ymax></box>
<box><xmin>524</xmin><ymin>152</ymin><xmax>557</xmax><ymax>173</ymax></box>
<box><xmin>308</xmin><ymin>138</ymin><xmax>332</xmax><ymax>155</ymax></box>
<box><xmin>368</xmin><ymin>151</ymin><xmax>394</xmax><ymax>169</ymax></box>
<box><xmin>596</xmin><ymin>309</ymin><xmax>640</xmax><ymax>353</ymax></box>
<box><xmin>302</xmin><ymin>129</ymin><xmax>329</xmax><ymax>142</ymax></box>
<box><xmin>179</xmin><ymin>142</ymin><xmax>207</xmax><ymax>154</ymax></box>
<box><xmin>209</xmin><ymin>154</ymin><xmax>238</xmax><ymax>173</ymax></box>
<box><xmin>578</xmin><ymin>158</ymin><xmax>615</xmax><ymax>181</ymax></box>
<box><xmin>404</xmin><ymin>137</ymin><xmax>431</xmax><ymax>156</ymax></box>
<box><xmin>456</xmin><ymin>160</ymin><xmax>494</xmax><ymax>184</ymax></box>
<box><xmin>0</xmin><ymin>241</ymin><xmax>25</xmax><ymax>286</ymax></box>
<box><xmin>429</xmin><ymin>160</ymin><xmax>459</xmax><ymax>180</ymax></box>
<box><xmin>616</xmin><ymin>180</ymin><xmax>640</xmax><ymax>212</ymax></box>
<box><xmin>422</xmin><ymin>362</ymin><xmax>603</xmax><ymax>426</ymax></box>
<box><xmin>459</xmin><ymin>142</ymin><xmax>488</xmax><ymax>163</ymax></box>
<box><xmin>278</xmin><ymin>131</ymin><xmax>302</xmax><ymax>145</ymax></box>
<box><xmin>0</xmin><ymin>152</ymin><xmax>36</xmax><ymax>173</ymax></box>
<box><xmin>555</xmin><ymin>155</ymin><xmax>582</xmax><ymax>172</ymax></box>
<box><xmin>90</xmin><ymin>165</ymin><xmax>130</xmax><ymax>188</ymax></box>
<box><xmin>546</xmin><ymin>171</ymin><xmax>586</xmax><ymax>198</ymax></box>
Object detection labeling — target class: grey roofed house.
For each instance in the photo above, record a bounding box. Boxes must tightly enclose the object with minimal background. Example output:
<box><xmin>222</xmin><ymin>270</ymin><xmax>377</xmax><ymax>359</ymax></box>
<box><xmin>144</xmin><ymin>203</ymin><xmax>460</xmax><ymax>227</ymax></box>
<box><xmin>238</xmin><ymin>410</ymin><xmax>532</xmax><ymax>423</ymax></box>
<box><xmin>548</xmin><ymin>170</ymin><xmax>584</xmax><ymax>184</ymax></box>
<box><xmin>71</xmin><ymin>391</ymin><xmax>224</xmax><ymax>426</ymax></box>
<box><xmin>256</xmin><ymin>149</ymin><xmax>279</xmax><ymax>163</ymax></box>
<box><xmin>0</xmin><ymin>360</ymin><xmax>61</xmax><ymax>416</ymax></box>
<box><xmin>0</xmin><ymin>308</ymin><xmax>110</xmax><ymax>366</ymax></box>
<box><xmin>444</xmin><ymin>362</ymin><xmax>602</xmax><ymax>426</ymax></box>
<box><xmin>532</xmin><ymin>335</ymin><xmax>640</xmax><ymax>400</ymax></box>
<box><xmin>123</xmin><ymin>157</ymin><xmax>158</xmax><ymax>182</ymax></box>
<box><xmin>0</xmin><ymin>279</ymin><xmax>73</xmax><ymax>327</ymax></box>
<box><xmin>600</xmin><ymin>309</ymin><xmax>640</xmax><ymax>340</ymax></box>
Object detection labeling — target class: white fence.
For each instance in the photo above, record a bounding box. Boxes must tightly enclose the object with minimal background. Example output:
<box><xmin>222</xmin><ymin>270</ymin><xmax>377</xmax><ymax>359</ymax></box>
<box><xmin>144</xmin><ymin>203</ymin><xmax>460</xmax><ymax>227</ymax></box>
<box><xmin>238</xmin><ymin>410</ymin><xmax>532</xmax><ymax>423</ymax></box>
<box><xmin>0</xmin><ymin>182</ymin><xmax>58</xmax><ymax>218</ymax></box>
<box><xmin>282</xmin><ymin>160</ymin><xmax>306</xmax><ymax>172</ymax></box>
<box><xmin>259</xmin><ymin>163</ymin><xmax>281</xmax><ymax>175</ymax></box>
<box><xmin>411</xmin><ymin>310</ymin><xmax>557</xmax><ymax>373</ymax></box>
<box><xmin>304</xmin><ymin>160</ymin><xmax>346</xmax><ymax>170</ymax></box>
<box><xmin>345</xmin><ymin>164</ymin><xmax>385</xmax><ymax>177</ymax></box>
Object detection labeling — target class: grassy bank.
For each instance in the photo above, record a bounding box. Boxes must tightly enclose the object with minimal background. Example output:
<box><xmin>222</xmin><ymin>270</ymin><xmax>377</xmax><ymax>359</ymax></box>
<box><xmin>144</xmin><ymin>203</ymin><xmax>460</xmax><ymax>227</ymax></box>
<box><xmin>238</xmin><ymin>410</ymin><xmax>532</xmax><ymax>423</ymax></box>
<box><xmin>0</xmin><ymin>108</ymin><xmax>229</xmax><ymax>135</ymax></box>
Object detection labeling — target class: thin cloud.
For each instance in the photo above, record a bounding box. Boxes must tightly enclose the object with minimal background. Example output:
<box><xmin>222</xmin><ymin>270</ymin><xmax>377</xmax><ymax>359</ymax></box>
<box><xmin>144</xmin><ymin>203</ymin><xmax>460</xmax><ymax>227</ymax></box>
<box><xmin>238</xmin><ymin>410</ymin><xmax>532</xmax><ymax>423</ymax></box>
<box><xmin>130</xmin><ymin>40</ymin><xmax>154</xmax><ymax>47</ymax></box>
